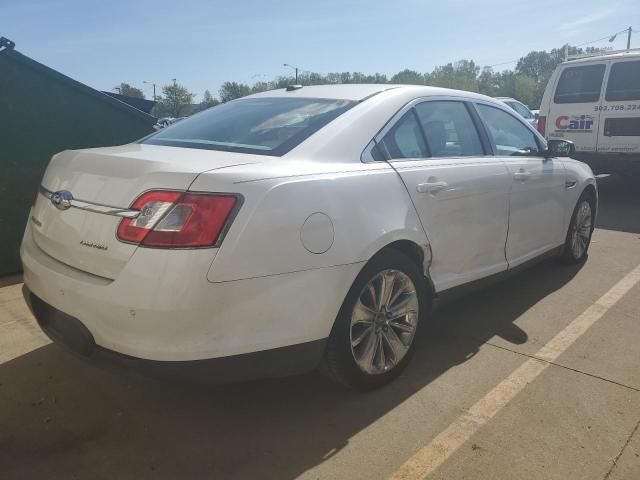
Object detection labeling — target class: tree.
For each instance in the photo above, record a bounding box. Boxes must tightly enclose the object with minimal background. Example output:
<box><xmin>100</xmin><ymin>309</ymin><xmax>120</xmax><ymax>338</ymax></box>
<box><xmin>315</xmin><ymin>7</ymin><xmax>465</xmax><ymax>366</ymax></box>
<box><xmin>427</xmin><ymin>60</ymin><xmax>480</xmax><ymax>92</ymax></box>
<box><xmin>115</xmin><ymin>83</ymin><xmax>144</xmax><ymax>98</ymax></box>
<box><xmin>477</xmin><ymin>67</ymin><xmax>499</xmax><ymax>97</ymax></box>
<box><xmin>201</xmin><ymin>89</ymin><xmax>220</xmax><ymax>108</ymax></box>
<box><xmin>250</xmin><ymin>82</ymin><xmax>271</xmax><ymax>94</ymax></box>
<box><xmin>152</xmin><ymin>83</ymin><xmax>194</xmax><ymax>117</ymax></box>
<box><xmin>513</xmin><ymin>75</ymin><xmax>539</xmax><ymax>108</ymax></box>
<box><xmin>390</xmin><ymin>69</ymin><xmax>425</xmax><ymax>85</ymax></box>
<box><xmin>219</xmin><ymin>81</ymin><xmax>251</xmax><ymax>102</ymax></box>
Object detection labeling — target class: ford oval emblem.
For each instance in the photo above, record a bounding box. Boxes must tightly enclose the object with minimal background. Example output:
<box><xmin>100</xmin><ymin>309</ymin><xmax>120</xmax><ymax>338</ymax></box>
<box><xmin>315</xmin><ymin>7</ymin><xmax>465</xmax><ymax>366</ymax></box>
<box><xmin>51</xmin><ymin>190</ymin><xmax>73</xmax><ymax>211</ymax></box>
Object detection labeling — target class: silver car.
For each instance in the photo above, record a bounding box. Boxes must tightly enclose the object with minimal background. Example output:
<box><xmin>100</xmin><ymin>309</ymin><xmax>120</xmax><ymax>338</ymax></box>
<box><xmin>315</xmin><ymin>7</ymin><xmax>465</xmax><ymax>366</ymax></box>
<box><xmin>496</xmin><ymin>97</ymin><xmax>537</xmax><ymax>128</ymax></box>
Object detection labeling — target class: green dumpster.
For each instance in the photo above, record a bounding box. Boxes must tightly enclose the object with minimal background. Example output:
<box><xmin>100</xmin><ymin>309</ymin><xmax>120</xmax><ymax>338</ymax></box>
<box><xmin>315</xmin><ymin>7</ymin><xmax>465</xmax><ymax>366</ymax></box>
<box><xmin>0</xmin><ymin>37</ymin><xmax>155</xmax><ymax>275</ymax></box>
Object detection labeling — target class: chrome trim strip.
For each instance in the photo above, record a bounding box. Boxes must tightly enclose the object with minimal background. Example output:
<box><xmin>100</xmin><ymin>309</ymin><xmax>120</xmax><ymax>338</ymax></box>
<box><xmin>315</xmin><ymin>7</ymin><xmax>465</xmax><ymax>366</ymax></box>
<box><xmin>38</xmin><ymin>186</ymin><xmax>139</xmax><ymax>218</ymax></box>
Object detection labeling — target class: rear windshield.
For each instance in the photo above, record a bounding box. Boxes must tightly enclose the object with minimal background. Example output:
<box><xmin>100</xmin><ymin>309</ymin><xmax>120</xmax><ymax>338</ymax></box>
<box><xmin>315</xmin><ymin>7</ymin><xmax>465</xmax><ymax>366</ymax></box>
<box><xmin>143</xmin><ymin>97</ymin><xmax>356</xmax><ymax>156</ymax></box>
<box><xmin>554</xmin><ymin>64</ymin><xmax>605</xmax><ymax>104</ymax></box>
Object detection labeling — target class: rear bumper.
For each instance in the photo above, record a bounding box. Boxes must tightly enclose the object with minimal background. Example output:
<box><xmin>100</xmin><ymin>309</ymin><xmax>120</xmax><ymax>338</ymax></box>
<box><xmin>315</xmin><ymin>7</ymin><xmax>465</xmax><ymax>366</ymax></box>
<box><xmin>23</xmin><ymin>286</ymin><xmax>327</xmax><ymax>383</ymax></box>
<box><xmin>21</xmin><ymin>223</ymin><xmax>362</xmax><ymax>362</ymax></box>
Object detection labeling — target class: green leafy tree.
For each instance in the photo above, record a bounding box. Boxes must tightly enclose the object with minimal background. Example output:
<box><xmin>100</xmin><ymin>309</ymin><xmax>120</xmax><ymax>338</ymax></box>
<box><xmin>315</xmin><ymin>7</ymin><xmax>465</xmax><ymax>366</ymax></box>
<box><xmin>390</xmin><ymin>69</ymin><xmax>425</xmax><ymax>85</ymax></box>
<box><xmin>219</xmin><ymin>81</ymin><xmax>252</xmax><ymax>102</ymax></box>
<box><xmin>250</xmin><ymin>82</ymin><xmax>271</xmax><ymax>94</ymax></box>
<box><xmin>477</xmin><ymin>67</ymin><xmax>499</xmax><ymax>97</ymax></box>
<box><xmin>201</xmin><ymin>89</ymin><xmax>220</xmax><ymax>108</ymax></box>
<box><xmin>152</xmin><ymin>83</ymin><xmax>194</xmax><ymax>117</ymax></box>
<box><xmin>428</xmin><ymin>60</ymin><xmax>480</xmax><ymax>92</ymax></box>
<box><xmin>116</xmin><ymin>83</ymin><xmax>144</xmax><ymax>98</ymax></box>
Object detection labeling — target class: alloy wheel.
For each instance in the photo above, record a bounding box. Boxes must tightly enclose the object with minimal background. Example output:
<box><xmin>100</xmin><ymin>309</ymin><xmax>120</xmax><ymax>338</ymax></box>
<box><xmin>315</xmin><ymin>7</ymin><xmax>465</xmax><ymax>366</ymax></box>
<box><xmin>350</xmin><ymin>269</ymin><xmax>419</xmax><ymax>375</ymax></box>
<box><xmin>570</xmin><ymin>200</ymin><xmax>592</xmax><ymax>259</ymax></box>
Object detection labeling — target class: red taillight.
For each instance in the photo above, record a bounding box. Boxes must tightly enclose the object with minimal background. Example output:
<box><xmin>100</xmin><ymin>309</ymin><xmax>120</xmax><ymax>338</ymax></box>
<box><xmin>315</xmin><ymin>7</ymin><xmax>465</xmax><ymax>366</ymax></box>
<box><xmin>117</xmin><ymin>190</ymin><xmax>239</xmax><ymax>248</ymax></box>
<box><xmin>537</xmin><ymin>116</ymin><xmax>546</xmax><ymax>136</ymax></box>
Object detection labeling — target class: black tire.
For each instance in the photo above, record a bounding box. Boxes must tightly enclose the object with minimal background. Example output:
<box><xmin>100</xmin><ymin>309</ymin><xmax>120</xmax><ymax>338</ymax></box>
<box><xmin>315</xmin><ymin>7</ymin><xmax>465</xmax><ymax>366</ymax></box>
<box><xmin>560</xmin><ymin>191</ymin><xmax>596</xmax><ymax>264</ymax></box>
<box><xmin>321</xmin><ymin>249</ymin><xmax>430</xmax><ymax>391</ymax></box>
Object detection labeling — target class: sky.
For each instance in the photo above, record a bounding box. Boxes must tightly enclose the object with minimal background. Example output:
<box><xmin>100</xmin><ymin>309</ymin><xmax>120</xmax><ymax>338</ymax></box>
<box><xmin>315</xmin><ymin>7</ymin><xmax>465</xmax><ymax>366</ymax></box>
<box><xmin>2</xmin><ymin>0</ymin><xmax>639</xmax><ymax>101</ymax></box>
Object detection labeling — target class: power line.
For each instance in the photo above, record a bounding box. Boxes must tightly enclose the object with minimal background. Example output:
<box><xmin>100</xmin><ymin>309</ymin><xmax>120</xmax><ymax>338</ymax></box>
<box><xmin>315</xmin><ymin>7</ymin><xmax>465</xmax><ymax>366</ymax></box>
<box><xmin>484</xmin><ymin>26</ymin><xmax>634</xmax><ymax>68</ymax></box>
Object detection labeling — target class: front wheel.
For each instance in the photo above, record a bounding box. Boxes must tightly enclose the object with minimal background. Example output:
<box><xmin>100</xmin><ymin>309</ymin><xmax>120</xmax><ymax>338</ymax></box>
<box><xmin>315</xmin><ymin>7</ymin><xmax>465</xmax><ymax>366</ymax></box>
<box><xmin>561</xmin><ymin>192</ymin><xmax>595</xmax><ymax>264</ymax></box>
<box><xmin>321</xmin><ymin>249</ymin><xmax>430</xmax><ymax>390</ymax></box>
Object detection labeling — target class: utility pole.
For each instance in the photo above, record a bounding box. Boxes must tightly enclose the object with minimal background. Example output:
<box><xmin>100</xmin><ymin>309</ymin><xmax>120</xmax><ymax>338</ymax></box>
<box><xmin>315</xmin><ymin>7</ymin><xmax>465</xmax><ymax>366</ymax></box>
<box><xmin>627</xmin><ymin>26</ymin><xmax>632</xmax><ymax>50</ymax></box>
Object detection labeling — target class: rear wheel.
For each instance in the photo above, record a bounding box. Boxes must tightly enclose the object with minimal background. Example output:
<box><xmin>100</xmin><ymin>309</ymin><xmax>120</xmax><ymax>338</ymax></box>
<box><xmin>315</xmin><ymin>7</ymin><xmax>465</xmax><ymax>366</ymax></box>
<box><xmin>322</xmin><ymin>249</ymin><xmax>430</xmax><ymax>390</ymax></box>
<box><xmin>561</xmin><ymin>192</ymin><xmax>595</xmax><ymax>264</ymax></box>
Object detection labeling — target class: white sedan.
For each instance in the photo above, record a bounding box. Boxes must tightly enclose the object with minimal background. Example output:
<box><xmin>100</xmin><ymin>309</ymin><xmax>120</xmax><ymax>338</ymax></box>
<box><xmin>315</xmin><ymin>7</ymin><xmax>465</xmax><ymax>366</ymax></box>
<box><xmin>21</xmin><ymin>84</ymin><xmax>597</xmax><ymax>390</ymax></box>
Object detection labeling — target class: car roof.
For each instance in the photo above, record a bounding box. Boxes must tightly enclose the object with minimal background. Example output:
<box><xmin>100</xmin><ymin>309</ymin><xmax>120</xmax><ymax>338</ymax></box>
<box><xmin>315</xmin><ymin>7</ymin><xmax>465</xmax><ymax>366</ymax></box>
<box><xmin>246</xmin><ymin>84</ymin><xmax>493</xmax><ymax>102</ymax></box>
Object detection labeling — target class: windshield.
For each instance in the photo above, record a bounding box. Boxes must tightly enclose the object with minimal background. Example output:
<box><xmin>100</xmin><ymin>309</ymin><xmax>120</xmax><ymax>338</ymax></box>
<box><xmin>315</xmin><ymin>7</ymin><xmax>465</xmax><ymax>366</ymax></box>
<box><xmin>143</xmin><ymin>97</ymin><xmax>356</xmax><ymax>156</ymax></box>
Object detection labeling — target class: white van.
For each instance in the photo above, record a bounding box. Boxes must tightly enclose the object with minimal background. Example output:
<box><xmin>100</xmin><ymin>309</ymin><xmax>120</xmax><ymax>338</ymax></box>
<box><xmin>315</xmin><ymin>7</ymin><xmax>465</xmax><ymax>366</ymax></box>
<box><xmin>538</xmin><ymin>48</ymin><xmax>640</xmax><ymax>174</ymax></box>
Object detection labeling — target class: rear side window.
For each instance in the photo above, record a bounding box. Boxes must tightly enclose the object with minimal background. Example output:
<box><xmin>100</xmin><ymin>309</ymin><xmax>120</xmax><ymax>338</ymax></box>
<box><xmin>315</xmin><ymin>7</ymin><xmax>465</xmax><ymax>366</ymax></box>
<box><xmin>606</xmin><ymin>61</ymin><xmax>640</xmax><ymax>101</ymax></box>
<box><xmin>554</xmin><ymin>64</ymin><xmax>605</xmax><ymax>104</ymax></box>
<box><xmin>380</xmin><ymin>111</ymin><xmax>428</xmax><ymax>159</ymax></box>
<box><xmin>414</xmin><ymin>101</ymin><xmax>484</xmax><ymax>157</ymax></box>
<box><xmin>476</xmin><ymin>104</ymin><xmax>540</xmax><ymax>156</ymax></box>
<box><xmin>143</xmin><ymin>97</ymin><xmax>355</xmax><ymax>156</ymax></box>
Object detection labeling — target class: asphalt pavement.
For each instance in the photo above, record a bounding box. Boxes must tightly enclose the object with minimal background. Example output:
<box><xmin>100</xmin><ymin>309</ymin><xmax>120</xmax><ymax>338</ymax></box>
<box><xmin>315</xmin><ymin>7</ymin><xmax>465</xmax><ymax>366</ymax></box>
<box><xmin>0</xmin><ymin>174</ymin><xmax>638</xmax><ymax>480</ymax></box>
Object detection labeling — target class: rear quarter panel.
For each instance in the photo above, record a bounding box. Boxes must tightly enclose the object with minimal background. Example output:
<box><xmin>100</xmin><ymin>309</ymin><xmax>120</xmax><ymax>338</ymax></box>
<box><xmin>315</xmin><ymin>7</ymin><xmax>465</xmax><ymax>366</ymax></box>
<box><xmin>188</xmin><ymin>162</ymin><xmax>429</xmax><ymax>283</ymax></box>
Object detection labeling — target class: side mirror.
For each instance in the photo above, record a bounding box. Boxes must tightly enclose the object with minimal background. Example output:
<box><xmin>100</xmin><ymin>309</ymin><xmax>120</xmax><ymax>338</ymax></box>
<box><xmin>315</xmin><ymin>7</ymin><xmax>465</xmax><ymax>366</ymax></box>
<box><xmin>545</xmin><ymin>139</ymin><xmax>575</xmax><ymax>157</ymax></box>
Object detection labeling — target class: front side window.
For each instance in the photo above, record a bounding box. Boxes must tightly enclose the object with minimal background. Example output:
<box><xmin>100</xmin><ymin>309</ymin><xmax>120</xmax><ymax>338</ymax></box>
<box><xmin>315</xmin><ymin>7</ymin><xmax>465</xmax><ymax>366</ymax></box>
<box><xmin>414</xmin><ymin>101</ymin><xmax>484</xmax><ymax>157</ymax></box>
<box><xmin>143</xmin><ymin>97</ymin><xmax>355</xmax><ymax>156</ymax></box>
<box><xmin>554</xmin><ymin>64</ymin><xmax>605</xmax><ymax>104</ymax></box>
<box><xmin>476</xmin><ymin>104</ymin><xmax>540</xmax><ymax>156</ymax></box>
<box><xmin>380</xmin><ymin>111</ymin><xmax>428</xmax><ymax>159</ymax></box>
<box><xmin>606</xmin><ymin>61</ymin><xmax>640</xmax><ymax>101</ymax></box>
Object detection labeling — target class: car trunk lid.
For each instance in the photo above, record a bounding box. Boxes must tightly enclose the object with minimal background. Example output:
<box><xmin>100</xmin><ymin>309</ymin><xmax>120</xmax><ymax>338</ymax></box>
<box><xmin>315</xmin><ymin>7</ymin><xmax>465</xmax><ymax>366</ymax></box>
<box><xmin>30</xmin><ymin>144</ymin><xmax>259</xmax><ymax>279</ymax></box>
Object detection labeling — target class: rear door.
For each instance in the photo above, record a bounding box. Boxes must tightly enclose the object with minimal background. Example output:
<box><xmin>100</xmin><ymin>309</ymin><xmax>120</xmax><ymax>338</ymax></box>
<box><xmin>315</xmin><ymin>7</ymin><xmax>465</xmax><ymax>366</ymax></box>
<box><xmin>597</xmin><ymin>59</ymin><xmax>640</xmax><ymax>155</ymax></box>
<box><xmin>547</xmin><ymin>63</ymin><xmax>606</xmax><ymax>154</ymax></box>
<box><xmin>474</xmin><ymin>102</ymin><xmax>566</xmax><ymax>267</ymax></box>
<box><xmin>376</xmin><ymin>98</ymin><xmax>511</xmax><ymax>291</ymax></box>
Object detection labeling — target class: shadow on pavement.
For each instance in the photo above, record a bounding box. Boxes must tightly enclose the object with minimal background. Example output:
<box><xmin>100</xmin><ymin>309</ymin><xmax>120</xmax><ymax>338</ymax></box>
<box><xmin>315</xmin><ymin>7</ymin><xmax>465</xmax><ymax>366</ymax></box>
<box><xmin>0</xmin><ymin>259</ymin><xmax>581</xmax><ymax>480</ymax></box>
<box><xmin>5</xmin><ymin>173</ymin><xmax>635</xmax><ymax>479</ymax></box>
<box><xmin>595</xmin><ymin>174</ymin><xmax>640</xmax><ymax>234</ymax></box>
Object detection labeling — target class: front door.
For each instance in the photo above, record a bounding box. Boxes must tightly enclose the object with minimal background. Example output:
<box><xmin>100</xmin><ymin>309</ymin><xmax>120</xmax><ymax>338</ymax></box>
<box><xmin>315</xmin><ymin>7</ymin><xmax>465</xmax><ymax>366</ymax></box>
<box><xmin>376</xmin><ymin>99</ymin><xmax>511</xmax><ymax>291</ymax></box>
<box><xmin>474</xmin><ymin>103</ymin><xmax>566</xmax><ymax>267</ymax></box>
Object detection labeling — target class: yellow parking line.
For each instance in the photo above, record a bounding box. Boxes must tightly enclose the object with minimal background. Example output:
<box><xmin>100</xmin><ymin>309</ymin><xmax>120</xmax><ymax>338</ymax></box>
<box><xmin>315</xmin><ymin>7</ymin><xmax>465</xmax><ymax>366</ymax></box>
<box><xmin>390</xmin><ymin>263</ymin><xmax>640</xmax><ymax>480</ymax></box>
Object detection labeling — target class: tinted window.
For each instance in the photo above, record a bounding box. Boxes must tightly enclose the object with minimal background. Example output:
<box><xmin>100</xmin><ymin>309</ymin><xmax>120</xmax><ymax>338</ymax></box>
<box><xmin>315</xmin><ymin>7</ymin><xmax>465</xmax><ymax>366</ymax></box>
<box><xmin>604</xmin><ymin>117</ymin><xmax>640</xmax><ymax>136</ymax></box>
<box><xmin>476</xmin><ymin>104</ymin><xmax>540</xmax><ymax>156</ymax></box>
<box><xmin>381</xmin><ymin>111</ymin><xmax>428</xmax><ymax>159</ymax></box>
<box><xmin>554</xmin><ymin>64</ymin><xmax>605</xmax><ymax>104</ymax></box>
<box><xmin>606</xmin><ymin>61</ymin><xmax>640</xmax><ymax>101</ymax></box>
<box><xmin>143</xmin><ymin>98</ymin><xmax>355</xmax><ymax>156</ymax></box>
<box><xmin>506</xmin><ymin>101</ymin><xmax>533</xmax><ymax>119</ymax></box>
<box><xmin>414</xmin><ymin>101</ymin><xmax>484</xmax><ymax>157</ymax></box>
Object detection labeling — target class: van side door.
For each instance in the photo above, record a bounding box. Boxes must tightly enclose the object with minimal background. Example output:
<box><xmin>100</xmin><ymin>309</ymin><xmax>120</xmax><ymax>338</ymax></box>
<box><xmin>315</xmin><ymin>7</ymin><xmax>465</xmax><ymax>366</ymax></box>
<box><xmin>547</xmin><ymin>63</ymin><xmax>606</xmax><ymax>154</ymax></box>
<box><xmin>597</xmin><ymin>59</ymin><xmax>640</xmax><ymax>155</ymax></box>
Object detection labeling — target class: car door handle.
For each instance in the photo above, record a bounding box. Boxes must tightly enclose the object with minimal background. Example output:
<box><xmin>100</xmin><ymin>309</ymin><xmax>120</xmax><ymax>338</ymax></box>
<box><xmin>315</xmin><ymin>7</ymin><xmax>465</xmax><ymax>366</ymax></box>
<box><xmin>513</xmin><ymin>170</ymin><xmax>531</xmax><ymax>181</ymax></box>
<box><xmin>417</xmin><ymin>180</ymin><xmax>448</xmax><ymax>193</ymax></box>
